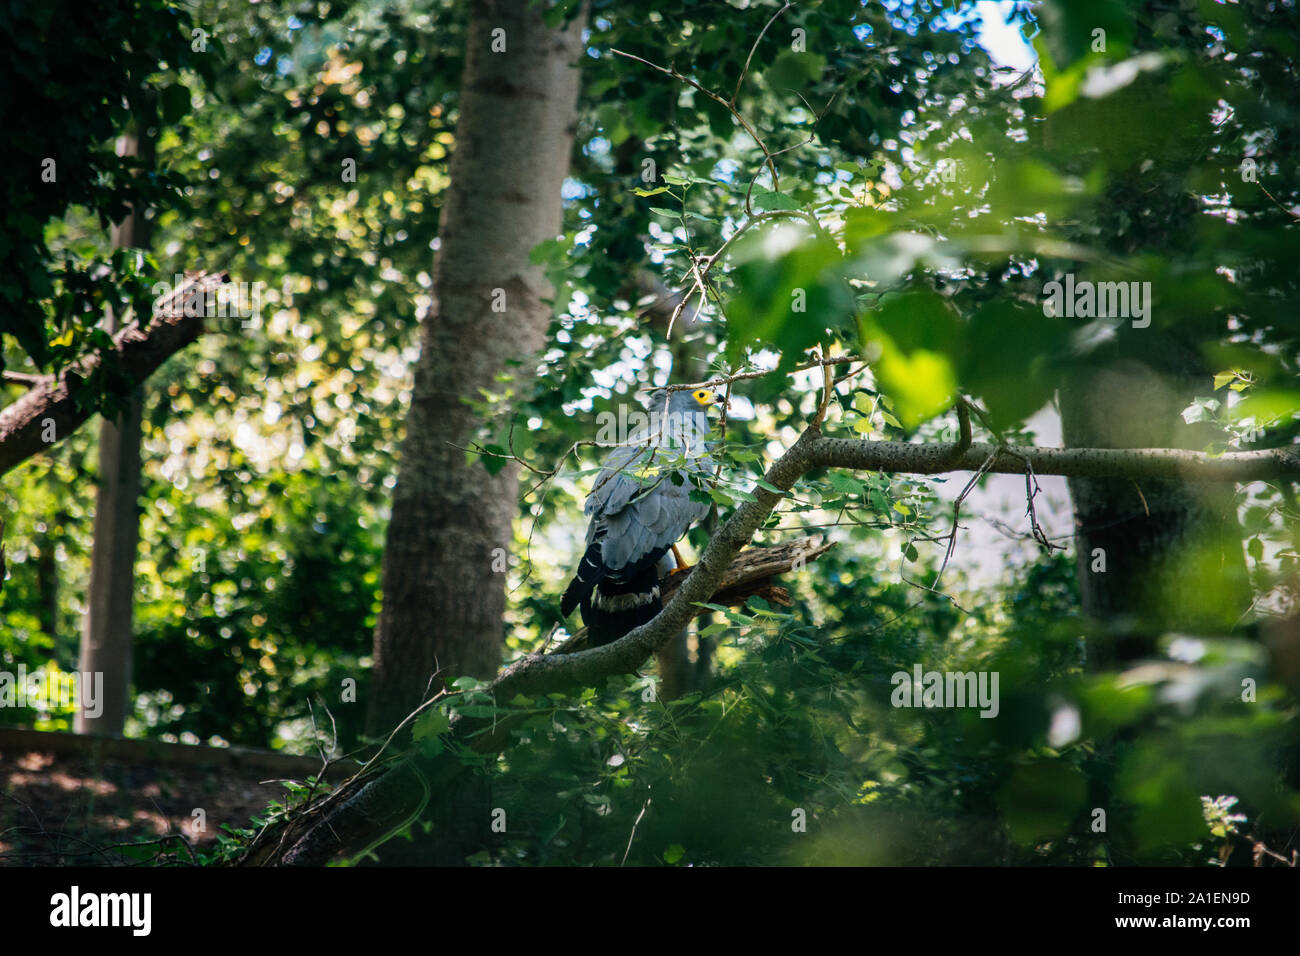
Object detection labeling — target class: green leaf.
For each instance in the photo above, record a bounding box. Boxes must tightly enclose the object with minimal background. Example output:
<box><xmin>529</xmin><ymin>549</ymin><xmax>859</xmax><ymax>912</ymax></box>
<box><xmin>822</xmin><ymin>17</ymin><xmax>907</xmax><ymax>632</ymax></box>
<box><xmin>827</xmin><ymin>472</ymin><xmax>865</xmax><ymax>497</ymax></box>
<box><xmin>413</xmin><ymin>709</ymin><xmax>451</xmax><ymax>742</ymax></box>
<box><xmin>481</xmin><ymin>443</ymin><xmax>508</xmax><ymax>476</ymax></box>
<box><xmin>455</xmin><ymin>705</ymin><xmax>501</xmax><ymax>718</ymax></box>
<box><xmin>751</xmin><ymin>190</ymin><xmax>800</xmax><ymax>211</ymax></box>
<box><xmin>1229</xmin><ymin>390</ymin><xmax>1300</xmax><ymax>428</ymax></box>
<box><xmin>860</xmin><ymin>293</ymin><xmax>961</xmax><ymax>428</ymax></box>
<box><xmin>529</xmin><ymin>236</ymin><xmax>569</xmax><ymax>266</ymax></box>
<box><xmin>1180</xmin><ymin>397</ymin><xmax>1220</xmax><ymax>424</ymax></box>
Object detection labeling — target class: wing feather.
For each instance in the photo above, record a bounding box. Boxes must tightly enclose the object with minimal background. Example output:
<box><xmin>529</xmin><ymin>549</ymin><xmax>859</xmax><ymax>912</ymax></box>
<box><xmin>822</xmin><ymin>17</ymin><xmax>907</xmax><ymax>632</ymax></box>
<box><xmin>580</xmin><ymin>409</ymin><xmax>717</xmax><ymax>573</ymax></box>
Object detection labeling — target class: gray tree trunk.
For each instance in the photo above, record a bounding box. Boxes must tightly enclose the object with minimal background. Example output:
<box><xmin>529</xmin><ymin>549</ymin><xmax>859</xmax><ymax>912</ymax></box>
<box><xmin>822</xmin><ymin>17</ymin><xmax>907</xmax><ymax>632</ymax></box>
<box><xmin>366</xmin><ymin>0</ymin><xmax>587</xmax><ymax>734</ymax></box>
<box><xmin>1059</xmin><ymin>340</ymin><xmax>1251</xmax><ymax>667</ymax></box>
<box><xmin>76</xmin><ymin>130</ymin><xmax>154</xmax><ymax>734</ymax></box>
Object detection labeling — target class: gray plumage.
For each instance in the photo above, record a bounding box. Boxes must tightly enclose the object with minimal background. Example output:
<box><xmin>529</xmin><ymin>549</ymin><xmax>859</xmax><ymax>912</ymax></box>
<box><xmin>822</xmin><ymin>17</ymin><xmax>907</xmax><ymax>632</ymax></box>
<box><xmin>560</xmin><ymin>387</ymin><xmax>721</xmax><ymax>629</ymax></box>
<box><xmin>583</xmin><ymin>389</ymin><xmax>716</xmax><ymax>569</ymax></box>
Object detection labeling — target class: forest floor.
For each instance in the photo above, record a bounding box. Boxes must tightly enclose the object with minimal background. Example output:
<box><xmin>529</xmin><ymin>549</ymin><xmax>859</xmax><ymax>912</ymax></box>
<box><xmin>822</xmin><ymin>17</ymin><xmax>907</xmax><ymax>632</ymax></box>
<box><xmin>0</xmin><ymin>729</ymin><xmax>353</xmax><ymax>866</ymax></box>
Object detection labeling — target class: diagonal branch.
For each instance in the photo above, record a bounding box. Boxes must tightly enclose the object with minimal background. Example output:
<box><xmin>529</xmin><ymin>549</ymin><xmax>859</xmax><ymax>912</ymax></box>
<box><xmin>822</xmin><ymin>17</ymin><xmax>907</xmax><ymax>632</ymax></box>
<box><xmin>0</xmin><ymin>271</ymin><xmax>227</xmax><ymax>478</ymax></box>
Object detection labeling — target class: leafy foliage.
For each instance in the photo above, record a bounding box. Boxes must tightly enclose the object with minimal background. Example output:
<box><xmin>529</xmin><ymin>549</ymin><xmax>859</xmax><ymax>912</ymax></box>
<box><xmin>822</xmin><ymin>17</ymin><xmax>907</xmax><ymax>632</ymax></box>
<box><xmin>0</xmin><ymin>0</ymin><xmax>214</xmax><ymax>373</ymax></box>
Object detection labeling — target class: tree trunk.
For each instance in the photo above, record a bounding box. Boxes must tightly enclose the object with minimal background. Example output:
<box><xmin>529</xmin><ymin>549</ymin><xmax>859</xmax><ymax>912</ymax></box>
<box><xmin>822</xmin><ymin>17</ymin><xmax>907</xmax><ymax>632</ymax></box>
<box><xmin>36</xmin><ymin>527</ymin><xmax>59</xmax><ymax>639</ymax></box>
<box><xmin>366</xmin><ymin>0</ymin><xmax>587</xmax><ymax>734</ymax></box>
<box><xmin>1059</xmin><ymin>341</ymin><xmax>1251</xmax><ymax>667</ymax></box>
<box><xmin>76</xmin><ymin>130</ymin><xmax>154</xmax><ymax>735</ymax></box>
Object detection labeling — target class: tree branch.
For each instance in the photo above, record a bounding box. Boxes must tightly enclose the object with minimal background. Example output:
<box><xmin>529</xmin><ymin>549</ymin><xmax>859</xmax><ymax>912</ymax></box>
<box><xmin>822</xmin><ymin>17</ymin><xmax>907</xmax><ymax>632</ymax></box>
<box><xmin>0</xmin><ymin>271</ymin><xmax>227</xmax><ymax>477</ymax></box>
<box><xmin>806</xmin><ymin>436</ymin><xmax>1300</xmax><ymax>483</ymax></box>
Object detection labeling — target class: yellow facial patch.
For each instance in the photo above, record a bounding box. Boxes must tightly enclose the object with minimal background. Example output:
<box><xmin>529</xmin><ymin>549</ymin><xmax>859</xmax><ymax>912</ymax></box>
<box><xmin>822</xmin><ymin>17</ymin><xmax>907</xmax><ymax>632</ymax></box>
<box><xmin>693</xmin><ymin>388</ymin><xmax>717</xmax><ymax>406</ymax></box>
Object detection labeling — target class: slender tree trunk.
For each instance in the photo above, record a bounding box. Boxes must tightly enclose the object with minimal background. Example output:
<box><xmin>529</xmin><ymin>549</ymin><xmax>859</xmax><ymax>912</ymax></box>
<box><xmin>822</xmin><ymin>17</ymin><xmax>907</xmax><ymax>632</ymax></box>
<box><xmin>1059</xmin><ymin>341</ymin><xmax>1251</xmax><ymax>667</ymax></box>
<box><xmin>366</xmin><ymin>0</ymin><xmax>586</xmax><ymax>734</ymax></box>
<box><xmin>76</xmin><ymin>130</ymin><xmax>154</xmax><ymax>734</ymax></box>
<box><xmin>36</xmin><ymin>526</ymin><xmax>59</xmax><ymax>639</ymax></box>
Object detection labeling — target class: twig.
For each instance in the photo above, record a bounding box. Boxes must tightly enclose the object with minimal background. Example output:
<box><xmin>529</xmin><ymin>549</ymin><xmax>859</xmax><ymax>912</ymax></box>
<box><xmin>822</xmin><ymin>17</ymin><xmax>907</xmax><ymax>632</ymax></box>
<box><xmin>732</xmin><ymin>3</ymin><xmax>794</xmax><ymax>105</ymax></box>
<box><xmin>620</xmin><ymin>798</ymin><xmax>652</xmax><ymax>866</ymax></box>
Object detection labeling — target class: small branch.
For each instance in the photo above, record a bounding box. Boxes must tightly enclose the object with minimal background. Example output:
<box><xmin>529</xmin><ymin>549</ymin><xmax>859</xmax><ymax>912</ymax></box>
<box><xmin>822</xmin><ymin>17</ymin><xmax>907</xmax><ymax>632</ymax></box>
<box><xmin>645</xmin><ymin>353</ymin><xmax>867</xmax><ymax>396</ymax></box>
<box><xmin>955</xmin><ymin>400</ymin><xmax>972</xmax><ymax>453</ymax></box>
<box><xmin>658</xmin><ymin>207</ymin><xmax>816</xmax><ymax>339</ymax></box>
<box><xmin>732</xmin><ymin>3</ymin><xmax>794</xmax><ymax>106</ymax></box>
<box><xmin>1257</xmin><ymin>183</ymin><xmax>1300</xmax><ymax>222</ymax></box>
<box><xmin>620</xmin><ymin>798</ymin><xmax>652</xmax><ymax>867</ymax></box>
<box><xmin>811</xmin><ymin>346</ymin><xmax>836</xmax><ymax>427</ymax></box>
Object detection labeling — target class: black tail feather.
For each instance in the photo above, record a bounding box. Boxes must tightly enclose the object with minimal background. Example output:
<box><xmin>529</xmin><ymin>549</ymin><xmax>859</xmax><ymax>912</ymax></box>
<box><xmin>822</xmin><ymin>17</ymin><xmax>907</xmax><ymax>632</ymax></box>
<box><xmin>583</xmin><ymin>561</ymin><xmax>664</xmax><ymax>646</ymax></box>
<box><xmin>561</xmin><ymin>543</ymin><xmax>674</xmax><ymax>645</ymax></box>
<box><xmin>560</xmin><ymin>541</ymin><xmax>607</xmax><ymax>617</ymax></box>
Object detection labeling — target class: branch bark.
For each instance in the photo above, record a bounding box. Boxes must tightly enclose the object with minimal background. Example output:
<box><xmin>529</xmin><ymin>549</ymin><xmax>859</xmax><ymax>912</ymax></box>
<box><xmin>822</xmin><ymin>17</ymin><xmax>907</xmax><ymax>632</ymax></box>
<box><xmin>661</xmin><ymin>533</ymin><xmax>833</xmax><ymax>607</ymax></box>
<box><xmin>805</xmin><ymin>436</ymin><xmax>1300</xmax><ymax>482</ymax></box>
<box><xmin>0</xmin><ymin>272</ymin><xmax>227</xmax><ymax>478</ymax></box>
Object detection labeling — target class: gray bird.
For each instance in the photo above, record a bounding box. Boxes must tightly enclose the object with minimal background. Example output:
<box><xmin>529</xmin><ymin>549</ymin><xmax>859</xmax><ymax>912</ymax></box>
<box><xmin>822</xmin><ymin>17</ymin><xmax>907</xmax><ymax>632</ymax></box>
<box><xmin>561</xmin><ymin>387</ymin><xmax>722</xmax><ymax>645</ymax></box>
